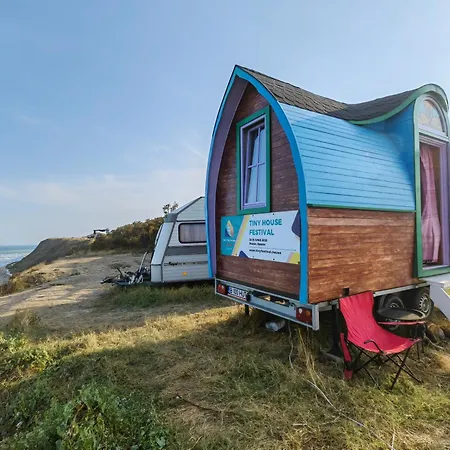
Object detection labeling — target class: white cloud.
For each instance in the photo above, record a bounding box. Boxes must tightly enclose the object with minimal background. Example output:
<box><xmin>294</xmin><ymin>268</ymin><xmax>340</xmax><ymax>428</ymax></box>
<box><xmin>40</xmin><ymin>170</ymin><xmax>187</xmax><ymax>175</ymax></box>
<box><xmin>0</xmin><ymin>168</ymin><xmax>206</xmax><ymax>244</ymax></box>
<box><xmin>0</xmin><ymin>184</ymin><xmax>16</xmax><ymax>199</ymax></box>
<box><xmin>178</xmin><ymin>129</ymin><xmax>209</xmax><ymax>160</ymax></box>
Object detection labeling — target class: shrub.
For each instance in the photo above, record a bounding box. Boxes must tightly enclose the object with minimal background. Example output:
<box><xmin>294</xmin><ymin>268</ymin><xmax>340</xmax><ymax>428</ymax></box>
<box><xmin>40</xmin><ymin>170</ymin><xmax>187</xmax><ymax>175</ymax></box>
<box><xmin>91</xmin><ymin>217</ymin><xmax>164</xmax><ymax>252</ymax></box>
<box><xmin>0</xmin><ymin>332</ymin><xmax>53</xmax><ymax>378</ymax></box>
<box><xmin>6</xmin><ymin>384</ymin><xmax>169</xmax><ymax>450</ymax></box>
<box><xmin>90</xmin><ymin>202</ymin><xmax>178</xmax><ymax>252</ymax></box>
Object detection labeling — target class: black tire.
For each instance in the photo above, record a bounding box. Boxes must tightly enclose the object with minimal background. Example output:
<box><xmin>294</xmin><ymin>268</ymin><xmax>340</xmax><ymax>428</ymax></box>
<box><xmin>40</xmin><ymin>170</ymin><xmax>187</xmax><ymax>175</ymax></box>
<box><xmin>378</xmin><ymin>294</ymin><xmax>405</xmax><ymax>331</ymax></box>
<box><xmin>383</xmin><ymin>293</ymin><xmax>405</xmax><ymax>309</ymax></box>
<box><xmin>409</xmin><ymin>287</ymin><xmax>434</xmax><ymax>317</ymax></box>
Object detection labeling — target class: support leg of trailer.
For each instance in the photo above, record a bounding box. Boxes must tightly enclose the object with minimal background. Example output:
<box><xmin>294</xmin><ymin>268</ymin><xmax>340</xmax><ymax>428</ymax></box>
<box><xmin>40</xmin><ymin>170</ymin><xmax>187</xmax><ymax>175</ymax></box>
<box><xmin>326</xmin><ymin>303</ymin><xmax>343</xmax><ymax>358</ymax></box>
<box><xmin>244</xmin><ymin>304</ymin><xmax>250</xmax><ymax>316</ymax></box>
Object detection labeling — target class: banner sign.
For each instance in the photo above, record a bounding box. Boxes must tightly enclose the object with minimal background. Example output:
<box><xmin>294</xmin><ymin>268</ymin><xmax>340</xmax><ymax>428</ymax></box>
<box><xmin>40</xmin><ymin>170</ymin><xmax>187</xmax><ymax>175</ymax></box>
<box><xmin>221</xmin><ymin>210</ymin><xmax>300</xmax><ymax>264</ymax></box>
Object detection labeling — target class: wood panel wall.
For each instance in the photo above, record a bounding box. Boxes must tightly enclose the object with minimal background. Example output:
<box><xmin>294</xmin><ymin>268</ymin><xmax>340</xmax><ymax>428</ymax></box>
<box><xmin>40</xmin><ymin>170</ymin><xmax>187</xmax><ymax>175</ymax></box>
<box><xmin>216</xmin><ymin>84</ymin><xmax>300</xmax><ymax>296</ymax></box>
<box><xmin>308</xmin><ymin>208</ymin><xmax>417</xmax><ymax>303</ymax></box>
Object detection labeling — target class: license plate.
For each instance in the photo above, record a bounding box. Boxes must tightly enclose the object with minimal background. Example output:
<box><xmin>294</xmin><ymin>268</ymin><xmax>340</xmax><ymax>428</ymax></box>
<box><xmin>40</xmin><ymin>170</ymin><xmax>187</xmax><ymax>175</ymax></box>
<box><xmin>227</xmin><ymin>286</ymin><xmax>248</xmax><ymax>301</ymax></box>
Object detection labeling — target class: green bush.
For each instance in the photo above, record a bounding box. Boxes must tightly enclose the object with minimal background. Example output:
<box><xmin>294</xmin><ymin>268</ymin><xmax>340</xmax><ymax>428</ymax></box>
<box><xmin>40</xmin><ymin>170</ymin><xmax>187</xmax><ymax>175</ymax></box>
<box><xmin>91</xmin><ymin>217</ymin><xmax>164</xmax><ymax>252</ymax></box>
<box><xmin>0</xmin><ymin>329</ymin><xmax>172</xmax><ymax>449</ymax></box>
<box><xmin>0</xmin><ymin>333</ymin><xmax>53</xmax><ymax>378</ymax></box>
<box><xmin>6</xmin><ymin>383</ymin><xmax>169</xmax><ymax>450</ymax></box>
<box><xmin>90</xmin><ymin>201</ymin><xmax>178</xmax><ymax>252</ymax></box>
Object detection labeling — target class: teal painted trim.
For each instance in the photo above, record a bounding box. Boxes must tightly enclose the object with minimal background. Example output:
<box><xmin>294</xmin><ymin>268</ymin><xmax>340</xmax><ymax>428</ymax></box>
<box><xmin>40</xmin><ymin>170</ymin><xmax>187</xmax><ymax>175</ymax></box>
<box><xmin>414</xmin><ymin>99</ymin><xmax>424</xmax><ymax>277</ymax></box>
<box><xmin>236</xmin><ymin>205</ymin><xmax>270</xmax><ymax>215</ymax></box>
<box><xmin>421</xmin><ymin>266</ymin><xmax>450</xmax><ymax>277</ymax></box>
<box><xmin>236</xmin><ymin>107</ymin><xmax>269</xmax><ymax>128</ymax></box>
<box><xmin>308</xmin><ymin>204</ymin><xmax>415</xmax><ymax>213</ymax></box>
<box><xmin>413</xmin><ymin>95</ymin><xmax>450</xmax><ymax>277</ymax></box>
<box><xmin>236</xmin><ymin>106</ymin><xmax>271</xmax><ymax>215</ymax></box>
<box><xmin>235</xmin><ymin>67</ymin><xmax>309</xmax><ymax>304</ymax></box>
<box><xmin>350</xmin><ymin>84</ymin><xmax>449</xmax><ymax>125</ymax></box>
<box><xmin>205</xmin><ymin>71</ymin><xmax>239</xmax><ymax>277</ymax></box>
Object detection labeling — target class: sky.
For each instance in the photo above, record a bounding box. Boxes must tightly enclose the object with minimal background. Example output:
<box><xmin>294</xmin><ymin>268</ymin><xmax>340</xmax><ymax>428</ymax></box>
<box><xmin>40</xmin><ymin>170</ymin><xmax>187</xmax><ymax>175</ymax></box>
<box><xmin>1</xmin><ymin>0</ymin><xmax>450</xmax><ymax>245</ymax></box>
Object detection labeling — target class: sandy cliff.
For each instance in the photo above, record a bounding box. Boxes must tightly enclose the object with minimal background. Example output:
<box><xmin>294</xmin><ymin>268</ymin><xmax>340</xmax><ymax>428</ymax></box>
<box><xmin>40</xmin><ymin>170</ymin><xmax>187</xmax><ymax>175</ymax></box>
<box><xmin>7</xmin><ymin>238</ymin><xmax>92</xmax><ymax>274</ymax></box>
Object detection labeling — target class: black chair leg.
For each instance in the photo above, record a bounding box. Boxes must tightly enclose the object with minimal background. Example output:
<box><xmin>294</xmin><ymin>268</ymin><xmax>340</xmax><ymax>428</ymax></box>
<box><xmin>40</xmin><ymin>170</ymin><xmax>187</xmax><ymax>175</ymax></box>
<box><xmin>390</xmin><ymin>347</ymin><xmax>411</xmax><ymax>390</ymax></box>
<box><xmin>361</xmin><ymin>365</ymin><xmax>377</xmax><ymax>386</ymax></box>
<box><xmin>391</xmin><ymin>351</ymin><xmax>422</xmax><ymax>383</ymax></box>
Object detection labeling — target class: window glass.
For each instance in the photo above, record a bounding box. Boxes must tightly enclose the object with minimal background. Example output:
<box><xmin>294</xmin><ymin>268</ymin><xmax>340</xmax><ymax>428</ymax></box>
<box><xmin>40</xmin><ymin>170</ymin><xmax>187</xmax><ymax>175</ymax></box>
<box><xmin>418</xmin><ymin>99</ymin><xmax>446</xmax><ymax>133</ymax></box>
<box><xmin>242</xmin><ymin>119</ymin><xmax>266</xmax><ymax>208</ymax></box>
<box><xmin>246</xmin><ymin>166</ymin><xmax>258</xmax><ymax>204</ymax></box>
<box><xmin>178</xmin><ymin>223</ymin><xmax>206</xmax><ymax>243</ymax></box>
<box><xmin>259</xmin><ymin>128</ymin><xmax>266</xmax><ymax>164</ymax></box>
<box><xmin>257</xmin><ymin>165</ymin><xmax>266</xmax><ymax>203</ymax></box>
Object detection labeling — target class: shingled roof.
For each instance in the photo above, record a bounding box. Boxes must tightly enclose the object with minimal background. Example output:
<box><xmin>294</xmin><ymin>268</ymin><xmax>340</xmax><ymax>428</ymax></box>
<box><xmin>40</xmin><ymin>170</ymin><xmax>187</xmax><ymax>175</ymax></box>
<box><xmin>239</xmin><ymin>66</ymin><xmax>419</xmax><ymax>122</ymax></box>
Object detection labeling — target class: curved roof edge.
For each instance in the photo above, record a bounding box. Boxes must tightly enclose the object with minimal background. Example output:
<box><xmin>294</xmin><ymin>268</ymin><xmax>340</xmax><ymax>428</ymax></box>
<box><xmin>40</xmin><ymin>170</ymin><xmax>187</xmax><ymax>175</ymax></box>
<box><xmin>237</xmin><ymin>66</ymin><xmax>448</xmax><ymax>124</ymax></box>
<box><xmin>350</xmin><ymin>84</ymin><xmax>448</xmax><ymax>125</ymax></box>
<box><xmin>205</xmin><ymin>65</ymin><xmax>310</xmax><ymax>302</ymax></box>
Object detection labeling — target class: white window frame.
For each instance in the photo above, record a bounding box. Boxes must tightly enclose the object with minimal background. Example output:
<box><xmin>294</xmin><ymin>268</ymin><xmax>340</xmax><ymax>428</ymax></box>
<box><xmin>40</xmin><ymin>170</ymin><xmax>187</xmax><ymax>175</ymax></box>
<box><xmin>240</xmin><ymin>115</ymin><xmax>267</xmax><ymax>209</ymax></box>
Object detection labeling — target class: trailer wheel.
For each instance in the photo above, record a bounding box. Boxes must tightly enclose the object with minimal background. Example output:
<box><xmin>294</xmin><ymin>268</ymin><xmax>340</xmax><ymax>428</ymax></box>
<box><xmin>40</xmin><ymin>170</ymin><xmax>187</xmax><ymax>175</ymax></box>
<box><xmin>383</xmin><ymin>293</ymin><xmax>405</xmax><ymax>309</ymax></box>
<box><xmin>409</xmin><ymin>287</ymin><xmax>434</xmax><ymax>317</ymax></box>
<box><xmin>379</xmin><ymin>294</ymin><xmax>404</xmax><ymax>331</ymax></box>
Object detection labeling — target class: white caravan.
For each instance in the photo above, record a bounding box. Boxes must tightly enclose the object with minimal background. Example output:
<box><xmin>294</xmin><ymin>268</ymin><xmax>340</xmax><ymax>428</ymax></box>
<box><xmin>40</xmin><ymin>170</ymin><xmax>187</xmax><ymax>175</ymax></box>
<box><xmin>102</xmin><ymin>197</ymin><xmax>210</xmax><ymax>286</ymax></box>
<box><xmin>149</xmin><ymin>196</ymin><xmax>210</xmax><ymax>283</ymax></box>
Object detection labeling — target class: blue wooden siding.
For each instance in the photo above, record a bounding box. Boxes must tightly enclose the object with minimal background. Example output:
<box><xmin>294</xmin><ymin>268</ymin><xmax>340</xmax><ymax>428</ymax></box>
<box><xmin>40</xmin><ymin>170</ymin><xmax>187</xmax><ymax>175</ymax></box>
<box><xmin>369</xmin><ymin>104</ymin><xmax>415</xmax><ymax>187</ymax></box>
<box><xmin>281</xmin><ymin>103</ymin><xmax>415</xmax><ymax>211</ymax></box>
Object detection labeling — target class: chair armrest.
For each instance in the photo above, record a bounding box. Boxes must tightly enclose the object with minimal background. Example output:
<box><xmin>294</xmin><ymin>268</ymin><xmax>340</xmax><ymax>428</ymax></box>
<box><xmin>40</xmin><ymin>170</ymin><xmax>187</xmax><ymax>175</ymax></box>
<box><xmin>364</xmin><ymin>339</ymin><xmax>383</xmax><ymax>353</ymax></box>
<box><xmin>378</xmin><ymin>321</ymin><xmax>426</xmax><ymax>326</ymax></box>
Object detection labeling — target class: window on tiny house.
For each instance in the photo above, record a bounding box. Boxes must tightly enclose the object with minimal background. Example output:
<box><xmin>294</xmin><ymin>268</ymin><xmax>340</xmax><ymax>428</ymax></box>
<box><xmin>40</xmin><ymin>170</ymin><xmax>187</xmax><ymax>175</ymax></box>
<box><xmin>237</xmin><ymin>107</ymin><xmax>271</xmax><ymax>214</ymax></box>
<box><xmin>417</xmin><ymin>97</ymin><xmax>449</xmax><ymax>269</ymax></box>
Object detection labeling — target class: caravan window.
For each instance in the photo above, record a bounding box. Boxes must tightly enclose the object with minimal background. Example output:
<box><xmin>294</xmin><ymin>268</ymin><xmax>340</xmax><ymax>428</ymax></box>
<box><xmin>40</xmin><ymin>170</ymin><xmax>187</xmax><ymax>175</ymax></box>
<box><xmin>178</xmin><ymin>223</ymin><xmax>206</xmax><ymax>244</ymax></box>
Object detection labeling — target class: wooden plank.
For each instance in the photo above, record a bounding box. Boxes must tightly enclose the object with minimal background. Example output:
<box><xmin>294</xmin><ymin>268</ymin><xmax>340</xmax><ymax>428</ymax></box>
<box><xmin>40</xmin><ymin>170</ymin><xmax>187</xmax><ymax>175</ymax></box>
<box><xmin>308</xmin><ymin>208</ymin><xmax>413</xmax><ymax>219</ymax></box>
<box><xmin>309</xmin><ymin>225</ymin><xmax>415</xmax><ymax>236</ymax></box>
<box><xmin>308</xmin><ymin>217</ymin><xmax>415</xmax><ymax>227</ymax></box>
<box><xmin>309</xmin><ymin>237</ymin><xmax>414</xmax><ymax>251</ymax></box>
<box><xmin>307</xmin><ymin>207</ymin><xmax>416</xmax><ymax>303</ymax></box>
<box><xmin>217</xmin><ymin>256</ymin><xmax>300</xmax><ymax>296</ymax></box>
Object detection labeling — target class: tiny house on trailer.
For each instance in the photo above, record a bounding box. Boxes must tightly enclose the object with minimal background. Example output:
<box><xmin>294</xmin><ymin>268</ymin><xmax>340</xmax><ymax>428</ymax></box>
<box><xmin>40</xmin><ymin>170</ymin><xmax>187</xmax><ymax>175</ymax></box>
<box><xmin>205</xmin><ymin>65</ymin><xmax>450</xmax><ymax>330</ymax></box>
<box><xmin>150</xmin><ymin>196</ymin><xmax>211</xmax><ymax>283</ymax></box>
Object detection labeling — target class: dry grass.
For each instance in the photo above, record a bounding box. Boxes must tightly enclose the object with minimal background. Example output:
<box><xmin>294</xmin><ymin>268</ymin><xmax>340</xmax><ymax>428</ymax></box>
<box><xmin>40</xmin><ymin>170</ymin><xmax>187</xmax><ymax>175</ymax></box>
<box><xmin>0</xmin><ymin>263</ymin><xmax>68</xmax><ymax>296</ymax></box>
<box><xmin>1</xmin><ymin>286</ymin><xmax>450</xmax><ymax>449</ymax></box>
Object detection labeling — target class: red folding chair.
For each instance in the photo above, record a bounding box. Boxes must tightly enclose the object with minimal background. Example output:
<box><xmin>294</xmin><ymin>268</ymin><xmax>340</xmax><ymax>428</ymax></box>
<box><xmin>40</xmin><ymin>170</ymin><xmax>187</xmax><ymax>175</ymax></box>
<box><xmin>339</xmin><ymin>291</ymin><xmax>423</xmax><ymax>390</ymax></box>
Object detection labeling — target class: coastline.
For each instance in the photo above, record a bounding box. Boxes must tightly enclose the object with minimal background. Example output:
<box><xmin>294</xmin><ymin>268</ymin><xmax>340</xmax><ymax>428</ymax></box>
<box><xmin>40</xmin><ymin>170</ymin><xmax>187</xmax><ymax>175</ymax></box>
<box><xmin>0</xmin><ymin>266</ymin><xmax>11</xmax><ymax>286</ymax></box>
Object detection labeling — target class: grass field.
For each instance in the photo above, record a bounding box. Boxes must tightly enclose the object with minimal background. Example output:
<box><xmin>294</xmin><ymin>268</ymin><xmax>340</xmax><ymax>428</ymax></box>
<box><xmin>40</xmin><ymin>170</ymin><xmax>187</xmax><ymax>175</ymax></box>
<box><xmin>1</xmin><ymin>284</ymin><xmax>449</xmax><ymax>449</ymax></box>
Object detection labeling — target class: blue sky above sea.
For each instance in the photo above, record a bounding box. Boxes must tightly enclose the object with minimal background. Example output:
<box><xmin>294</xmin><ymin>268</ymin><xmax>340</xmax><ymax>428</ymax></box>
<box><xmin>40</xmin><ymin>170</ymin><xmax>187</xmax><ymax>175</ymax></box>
<box><xmin>1</xmin><ymin>0</ymin><xmax>450</xmax><ymax>245</ymax></box>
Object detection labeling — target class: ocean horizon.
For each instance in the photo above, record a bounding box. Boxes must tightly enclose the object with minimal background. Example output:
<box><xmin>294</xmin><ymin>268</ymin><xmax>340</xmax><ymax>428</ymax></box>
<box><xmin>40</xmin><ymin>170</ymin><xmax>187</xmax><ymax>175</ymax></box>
<box><xmin>0</xmin><ymin>245</ymin><xmax>36</xmax><ymax>268</ymax></box>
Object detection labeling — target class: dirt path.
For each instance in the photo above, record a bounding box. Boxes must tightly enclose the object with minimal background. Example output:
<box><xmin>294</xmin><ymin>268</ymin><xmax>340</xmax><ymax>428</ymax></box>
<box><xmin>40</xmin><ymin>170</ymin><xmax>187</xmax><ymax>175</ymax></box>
<box><xmin>0</xmin><ymin>253</ymin><xmax>147</xmax><ymax>331</ymax></box>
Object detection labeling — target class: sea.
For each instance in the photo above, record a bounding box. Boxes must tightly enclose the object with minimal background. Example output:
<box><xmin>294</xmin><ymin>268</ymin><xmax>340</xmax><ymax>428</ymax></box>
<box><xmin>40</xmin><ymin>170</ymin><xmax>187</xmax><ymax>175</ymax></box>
<box><xmin>0</xmin><ymin>245</ymin><xmax>36</xmax><ymax>269</ymax></box>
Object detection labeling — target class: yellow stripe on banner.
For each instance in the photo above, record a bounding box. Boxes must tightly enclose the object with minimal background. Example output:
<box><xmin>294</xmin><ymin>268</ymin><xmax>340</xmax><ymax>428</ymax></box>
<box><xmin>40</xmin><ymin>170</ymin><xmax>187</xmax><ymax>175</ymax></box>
<box><xmin>288</xmin><ymin>252</ymin><xmax>301</xmax><ymax>264</ymax></box>
<box><xmin>232</xmin><ymin>216</ymin><xmax>250</xmax><ymax>256</ymax></box>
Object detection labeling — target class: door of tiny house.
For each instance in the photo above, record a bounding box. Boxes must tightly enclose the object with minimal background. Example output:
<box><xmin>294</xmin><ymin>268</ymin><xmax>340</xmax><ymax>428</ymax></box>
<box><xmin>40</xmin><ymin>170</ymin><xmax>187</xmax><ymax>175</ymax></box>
<box><xmin>415</xmin><ymin>97</ymin><xmax>450</xmax><ymax>277</ymax></box>
<box><xmin>419</xmin><ymin>139</ymin><xmax>449</xmax><ymax>269</ymax></box>
<box><xmin>415</xmin><ymin>96</ymin><xmax>450</xmax><ymax>319</ymax></box>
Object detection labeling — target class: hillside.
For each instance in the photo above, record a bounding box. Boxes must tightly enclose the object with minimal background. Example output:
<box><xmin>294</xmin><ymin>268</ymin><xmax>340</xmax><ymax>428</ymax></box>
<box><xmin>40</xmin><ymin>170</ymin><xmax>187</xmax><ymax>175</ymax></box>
<box><xmin>6</xmin><ymin>238</ymin><xmax>92</xmax><ymax>274</ymax></box>
<box><xmin>5</xmin><ymin>201</ymin><xmax>178</xmax><ymax>277</ymax></box>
